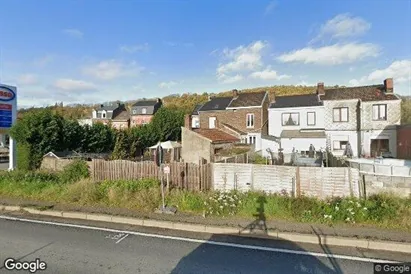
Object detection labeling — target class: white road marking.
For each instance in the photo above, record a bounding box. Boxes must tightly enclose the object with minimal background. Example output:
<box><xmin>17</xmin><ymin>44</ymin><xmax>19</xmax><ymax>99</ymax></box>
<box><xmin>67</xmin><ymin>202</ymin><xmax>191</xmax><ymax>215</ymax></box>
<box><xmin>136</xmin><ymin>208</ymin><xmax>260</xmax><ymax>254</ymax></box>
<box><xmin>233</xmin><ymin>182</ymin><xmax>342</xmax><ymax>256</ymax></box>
<box><xmin>115</xmin><ymin>233</ymin><xmax>129</xmax><ymax>244</ymax></box>
<box><xmin>0</xmin><ymin>215</ymin><xmax>402</xmax><ymax>264</ymax></box>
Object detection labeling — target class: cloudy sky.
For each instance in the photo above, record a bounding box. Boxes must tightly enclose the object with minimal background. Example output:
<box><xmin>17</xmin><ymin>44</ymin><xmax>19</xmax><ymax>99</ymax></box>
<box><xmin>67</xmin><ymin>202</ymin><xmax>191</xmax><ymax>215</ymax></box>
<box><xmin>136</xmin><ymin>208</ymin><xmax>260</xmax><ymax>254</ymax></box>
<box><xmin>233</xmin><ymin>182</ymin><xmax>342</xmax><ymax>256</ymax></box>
<box><xmin>1</xmin><ymin>0</ymin><xmax>410</xmax><ymax>108</ymax></box>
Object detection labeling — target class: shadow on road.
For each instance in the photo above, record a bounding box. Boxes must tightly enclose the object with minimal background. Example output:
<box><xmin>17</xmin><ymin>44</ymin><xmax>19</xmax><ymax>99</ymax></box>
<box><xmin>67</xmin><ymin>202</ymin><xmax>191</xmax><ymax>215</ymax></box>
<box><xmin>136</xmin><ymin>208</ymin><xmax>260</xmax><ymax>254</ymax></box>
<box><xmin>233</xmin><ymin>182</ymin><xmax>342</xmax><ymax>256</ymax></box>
<box><xmin>171</xmin><ymin>195</ymin><xmax>342</xmax><ymax>274</ymax></box>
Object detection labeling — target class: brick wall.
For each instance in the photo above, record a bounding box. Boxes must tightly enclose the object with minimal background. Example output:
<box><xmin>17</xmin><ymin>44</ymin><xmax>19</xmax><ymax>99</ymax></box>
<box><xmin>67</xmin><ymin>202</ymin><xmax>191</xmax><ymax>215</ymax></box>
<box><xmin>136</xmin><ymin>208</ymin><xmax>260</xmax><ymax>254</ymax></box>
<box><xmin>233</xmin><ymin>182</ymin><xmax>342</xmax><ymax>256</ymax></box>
<box><xmin>199</xmin><ymin>108</ymin><xmax>264</xmax><ymax>133</ymax></box>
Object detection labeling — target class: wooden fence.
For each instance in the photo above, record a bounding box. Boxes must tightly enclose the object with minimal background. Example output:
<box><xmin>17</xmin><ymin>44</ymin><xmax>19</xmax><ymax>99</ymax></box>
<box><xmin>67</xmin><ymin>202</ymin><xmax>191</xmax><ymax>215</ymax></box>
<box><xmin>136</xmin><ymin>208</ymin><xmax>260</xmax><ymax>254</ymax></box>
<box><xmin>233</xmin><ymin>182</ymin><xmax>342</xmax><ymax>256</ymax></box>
<box><xmin>91</xmin><ymin>159</ymin><xmax>212</xmax><ymax>191</ymax></box>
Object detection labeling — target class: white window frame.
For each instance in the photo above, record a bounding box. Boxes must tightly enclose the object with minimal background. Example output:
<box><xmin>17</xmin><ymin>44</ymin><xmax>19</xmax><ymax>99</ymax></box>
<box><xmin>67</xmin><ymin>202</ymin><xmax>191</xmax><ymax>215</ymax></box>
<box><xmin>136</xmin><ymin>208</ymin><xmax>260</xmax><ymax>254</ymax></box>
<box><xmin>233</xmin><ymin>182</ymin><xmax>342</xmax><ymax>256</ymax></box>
<box><xmin>333</xmin><ymin>140</ymin><xmax>348</xmax><ymax>150</ymax></box>
<box><xmin>209</xmin><ymin>117</ymin><xmax>216</xmax><ymax>129</ymax></box>
<box><xmin>282</xmin><ymin>112</ymin><xmax>300</xmax><ymax>126</ymax></box>
<box><xmin>142</xmin><ymin>108</ymin><xmax>147</xmax><ymax>114</ymax></box>
<box><xmin>246</xmin><ymin>113</ymin><xmax>255</xmax><ymax>128</ymax></box>
<box><xmin>132</xmin><ymin>110</ymin><xmax>137</xmax><ymax>115</ymax></box>
<box><xmin>372</xmin><ymin>104</ymin><xmax>387</xmax><ymax>121</ymax></box>
<box><xmin>307</xmin><ymin>112</ymin><xmax>316</xmax><ymax>126</ymax></box>
<box><xmin>333</xmin><ymin>107</ymin><xmax>348</xmax><ymax>122</ymax></box>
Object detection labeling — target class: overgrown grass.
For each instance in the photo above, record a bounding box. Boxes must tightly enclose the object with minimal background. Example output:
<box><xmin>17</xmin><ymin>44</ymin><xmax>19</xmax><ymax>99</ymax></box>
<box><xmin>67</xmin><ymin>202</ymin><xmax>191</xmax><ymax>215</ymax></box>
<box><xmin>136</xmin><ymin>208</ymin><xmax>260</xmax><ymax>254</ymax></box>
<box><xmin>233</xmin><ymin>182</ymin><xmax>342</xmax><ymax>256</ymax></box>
<box><xmin>0</xmin><ymin>165</ymin><xmax>410</xmax><ymax>230</ymax></box>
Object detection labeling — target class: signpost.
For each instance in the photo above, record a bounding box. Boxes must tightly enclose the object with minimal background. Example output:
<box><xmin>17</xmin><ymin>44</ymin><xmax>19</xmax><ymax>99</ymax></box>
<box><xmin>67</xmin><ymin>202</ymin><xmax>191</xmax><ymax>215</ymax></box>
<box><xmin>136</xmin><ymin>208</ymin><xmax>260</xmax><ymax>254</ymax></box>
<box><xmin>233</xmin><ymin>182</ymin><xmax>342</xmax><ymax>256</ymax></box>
<box><xmin>164</xmin><ymin>165</ymin><xmax>170</xmax><ymax>191</ymax></box>
<box><xmin>0</xmin><ymin>84</ymin><xmax>17</xmax><ymax>170</ymax></box>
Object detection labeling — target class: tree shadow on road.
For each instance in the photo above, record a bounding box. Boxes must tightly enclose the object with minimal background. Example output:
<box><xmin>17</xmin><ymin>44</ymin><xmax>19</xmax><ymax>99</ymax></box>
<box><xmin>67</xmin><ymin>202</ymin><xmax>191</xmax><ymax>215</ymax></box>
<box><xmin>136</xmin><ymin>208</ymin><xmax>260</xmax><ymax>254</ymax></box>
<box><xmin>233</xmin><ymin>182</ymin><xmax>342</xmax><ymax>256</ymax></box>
<box><xmin>171</xmin><ymin>195</ymin><xmax>342</xmax><ymax>274</ymax></box>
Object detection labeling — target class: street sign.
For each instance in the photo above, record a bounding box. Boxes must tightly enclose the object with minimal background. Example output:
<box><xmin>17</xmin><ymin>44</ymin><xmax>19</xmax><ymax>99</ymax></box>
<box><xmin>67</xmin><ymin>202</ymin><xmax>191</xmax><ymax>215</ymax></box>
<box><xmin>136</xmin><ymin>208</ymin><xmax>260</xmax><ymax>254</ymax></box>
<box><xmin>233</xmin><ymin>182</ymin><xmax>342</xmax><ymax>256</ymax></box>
<box><xmin>163</xmin><ymin>165</ymin><xmax>170</xmax><ymax>174</ymax></box>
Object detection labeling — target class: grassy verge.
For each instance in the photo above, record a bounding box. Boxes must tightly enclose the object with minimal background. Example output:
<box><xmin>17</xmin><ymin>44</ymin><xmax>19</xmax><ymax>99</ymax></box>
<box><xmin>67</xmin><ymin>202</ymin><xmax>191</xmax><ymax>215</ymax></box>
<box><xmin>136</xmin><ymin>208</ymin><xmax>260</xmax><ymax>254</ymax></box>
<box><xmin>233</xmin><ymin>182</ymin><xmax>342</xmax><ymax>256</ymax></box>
<box><xmin>0</xmin><ymin>161</ymin><xmax>410</xmax><ymax>231</ymax></box>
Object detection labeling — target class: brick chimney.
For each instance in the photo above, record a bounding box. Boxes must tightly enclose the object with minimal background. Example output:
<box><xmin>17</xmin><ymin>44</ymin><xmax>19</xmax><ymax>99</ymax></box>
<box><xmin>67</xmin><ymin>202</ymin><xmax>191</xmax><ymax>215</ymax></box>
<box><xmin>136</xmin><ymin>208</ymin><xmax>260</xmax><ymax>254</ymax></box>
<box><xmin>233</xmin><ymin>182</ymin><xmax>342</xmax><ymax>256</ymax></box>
<box><xmin>184</xmin><ymin>114</ymin><xmax>192</xmax><ymax>130</ymax></box>
<box><xmin>384</xmin><ymin>78</ymin><xmax>393</xmax><ymax>93</ymax></box>
<box><xmin>271</xmin><ymin>92</ymin><xmax>276</xmax><ymax>104</ymax></box>
<box><xmin>316</xmin><ymin>82</ymin><xmax>325</xmax><ymax>95</ymax></box>
<box><xmin>232</xmin><ymin>89</ymin><xmax>239</xmax><ymax>98</ymax></box>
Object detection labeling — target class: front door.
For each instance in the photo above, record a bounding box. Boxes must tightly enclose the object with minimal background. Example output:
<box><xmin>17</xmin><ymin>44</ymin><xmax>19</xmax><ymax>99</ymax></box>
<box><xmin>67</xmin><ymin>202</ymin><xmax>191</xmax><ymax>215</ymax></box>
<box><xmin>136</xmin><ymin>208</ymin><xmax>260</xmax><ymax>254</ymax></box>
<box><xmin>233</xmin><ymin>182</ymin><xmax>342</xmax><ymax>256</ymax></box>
<box><xmin>209</xmin><ymin>117</ymin><xmax>216</xmax><ymax>129</ymax></box>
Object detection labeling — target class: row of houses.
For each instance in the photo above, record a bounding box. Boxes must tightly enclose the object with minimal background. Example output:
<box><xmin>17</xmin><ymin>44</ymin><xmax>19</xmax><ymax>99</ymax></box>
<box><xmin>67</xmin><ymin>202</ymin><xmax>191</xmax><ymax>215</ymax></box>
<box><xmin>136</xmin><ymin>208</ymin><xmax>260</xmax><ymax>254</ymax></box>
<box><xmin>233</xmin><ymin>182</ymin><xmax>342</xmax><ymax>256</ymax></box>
<box><xmin>182</xmin><ymin>78</ymin><xmax>410</xmax><ymax>164</ymax></box>
<box><xmin>79</xmin><ymin>98</ymin><xmax>163</xmax><ymax>130</ymax></box>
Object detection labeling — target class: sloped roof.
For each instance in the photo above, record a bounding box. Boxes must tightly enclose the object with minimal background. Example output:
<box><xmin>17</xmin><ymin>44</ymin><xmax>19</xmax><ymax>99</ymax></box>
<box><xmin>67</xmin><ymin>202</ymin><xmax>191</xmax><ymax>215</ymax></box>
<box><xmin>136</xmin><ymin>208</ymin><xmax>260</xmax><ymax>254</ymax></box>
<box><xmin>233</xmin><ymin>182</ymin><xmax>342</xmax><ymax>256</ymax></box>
<box><xmin>112</xmin><ymin>110</ymin><xmax>130</xmax><ymax>121</ymax></box>
<box><xmin>199</xmin><ymin>97</ymin><xmax>233</xmax><ymax>111</ymax></box>
<box><xmin>221</xmin><ymin>123</ymin><xmax>246</xmax><ymax>135</ymax></box>
<box><xmin>270</xmin><ymin>94</ymin><xmax>323</xmax><ymax>108</ymax></box>
<box><xmin>321</xmin><ymin>85</ymin><xmax>399</xmax><ymax>101</ymax></box>
<box><xmin>192</xmin><ymin>129</ymin><xmax>239</xmax><ymax>143</ymax></box>
<box><xmin>228</xmin><ymin>91</ymin><xmax>266</xmax><ymax>108</ymax></box>
<box><xmin>132</xmin><ymin>100</ymin><xmax>160</xmax><ymax>107</ymax></box>
<box><xmin>191</xmin><ymin>104</ymin><xmax>203</xmax><ymax>115</ymax></box>
<box><xmin>280</xmin><ymin>130</ymin><xmax>326</xmax><ymax>139</ymax></box>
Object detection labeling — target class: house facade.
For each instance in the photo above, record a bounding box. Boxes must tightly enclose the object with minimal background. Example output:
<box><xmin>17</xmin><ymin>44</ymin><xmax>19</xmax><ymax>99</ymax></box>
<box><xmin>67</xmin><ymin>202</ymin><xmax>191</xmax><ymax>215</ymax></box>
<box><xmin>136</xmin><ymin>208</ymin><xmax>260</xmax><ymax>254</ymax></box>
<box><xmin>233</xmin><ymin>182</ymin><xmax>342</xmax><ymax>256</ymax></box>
<box><xmin>196</xmin><ymin>90</ymin><xmax>269</xmax><ymax>151</ymax></box>
<box><xmin>111</xmin><ymin>109</ymin><xmax>130</xmax><ymax>130</ymax></box>
<box><xmin>268</xmin><ymin>93</ymin><xmax>326</xmax><ymax>154</ymax></box>
<box><xmin>321</xmin><ymin>78</ymin><xmax>401</xmax><ymax>158</ymax></box>
<box><xmin>92</xmin><ymin>103</ymin><xmax>125</xmax><ymax>126</ymax></box>
<box><xmin>130</xmin><ymin>98</ymin><xmax>162</xmax><ymax>127</ymax></box>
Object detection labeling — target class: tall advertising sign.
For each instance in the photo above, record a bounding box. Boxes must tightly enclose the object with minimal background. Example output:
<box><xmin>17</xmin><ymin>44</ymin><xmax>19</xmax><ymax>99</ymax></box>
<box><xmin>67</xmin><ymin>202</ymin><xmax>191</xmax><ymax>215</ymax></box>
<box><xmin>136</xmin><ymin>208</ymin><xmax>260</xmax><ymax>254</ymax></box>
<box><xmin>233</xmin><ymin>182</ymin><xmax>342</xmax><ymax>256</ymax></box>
<box><xmin>0</xmin><ymin>84</ymin><xmax>17</xmax><ymax>170</ymax></box>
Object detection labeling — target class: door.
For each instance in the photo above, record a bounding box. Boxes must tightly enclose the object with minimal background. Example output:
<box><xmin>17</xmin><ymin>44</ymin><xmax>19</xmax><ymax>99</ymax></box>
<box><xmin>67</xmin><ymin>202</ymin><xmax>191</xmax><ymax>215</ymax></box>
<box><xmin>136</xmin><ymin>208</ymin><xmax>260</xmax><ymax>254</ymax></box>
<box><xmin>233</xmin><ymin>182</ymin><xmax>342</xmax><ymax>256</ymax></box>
<box><xmin>209</xmin><ymin>117</ymin><xmax>216</xmax><ymax>129</ymax></box>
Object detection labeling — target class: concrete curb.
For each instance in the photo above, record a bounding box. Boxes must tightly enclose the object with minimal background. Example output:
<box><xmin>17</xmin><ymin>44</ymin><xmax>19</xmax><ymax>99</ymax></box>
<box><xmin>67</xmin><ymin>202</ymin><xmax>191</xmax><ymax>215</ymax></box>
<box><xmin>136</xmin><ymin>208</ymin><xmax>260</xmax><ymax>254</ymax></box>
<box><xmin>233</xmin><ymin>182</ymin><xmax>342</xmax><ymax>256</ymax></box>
<box><xmin>2</xmin><ymin>206</ymin><xmax>410</xmax><ymax>254</ymax></box>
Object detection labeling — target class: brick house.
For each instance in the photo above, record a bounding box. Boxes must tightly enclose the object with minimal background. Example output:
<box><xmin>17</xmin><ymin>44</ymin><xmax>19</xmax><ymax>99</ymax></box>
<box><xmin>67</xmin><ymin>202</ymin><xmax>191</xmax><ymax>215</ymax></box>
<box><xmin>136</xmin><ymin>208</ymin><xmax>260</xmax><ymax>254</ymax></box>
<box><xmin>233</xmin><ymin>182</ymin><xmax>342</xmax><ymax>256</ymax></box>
<box><xmin>111</xmin><ymin>109</ymin><xmax>130</xmax><ymax>130</ymax></box>
<box><xmin>181</xmin><ymin>114</ymin><xmax>240</xmax><ymax>164</ymax></box>
<box><xmin>130</xmin><ymin>98</ymin><xmax>162</xmax><ymax>127</ymax></box>
<box><xmin>196</xmin><ymin>89</ymin><xmax>269</xmax><ymax>151</ymax></box>
<box><xmin>92</xmin><ymin>102</ymin><xmax>127</xmax><ymax>127</ymax></box>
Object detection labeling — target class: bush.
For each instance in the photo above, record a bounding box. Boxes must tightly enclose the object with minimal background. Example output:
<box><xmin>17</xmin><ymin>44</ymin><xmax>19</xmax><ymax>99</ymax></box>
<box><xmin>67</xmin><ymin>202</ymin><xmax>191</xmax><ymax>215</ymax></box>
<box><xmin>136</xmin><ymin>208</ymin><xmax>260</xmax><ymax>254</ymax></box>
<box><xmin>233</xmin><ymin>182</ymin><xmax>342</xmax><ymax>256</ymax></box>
<box><xmin>204</xmin><ymin>191</ymin><xmax>242</xmax><ymax>216</ymax></box>
<box><xmin>167</xmin><ymin>190</ymin><xmax>206</xmax><ymax>213</ymax></box>
<box><xmin>59</xmin><ymin>160</ymin><xmax>90</xmax><ymax>184</ymax></box>
<box><xmin>16</xmin><ymin>143</ymin><xmax>31</xmax><ymax>171</ymax></box>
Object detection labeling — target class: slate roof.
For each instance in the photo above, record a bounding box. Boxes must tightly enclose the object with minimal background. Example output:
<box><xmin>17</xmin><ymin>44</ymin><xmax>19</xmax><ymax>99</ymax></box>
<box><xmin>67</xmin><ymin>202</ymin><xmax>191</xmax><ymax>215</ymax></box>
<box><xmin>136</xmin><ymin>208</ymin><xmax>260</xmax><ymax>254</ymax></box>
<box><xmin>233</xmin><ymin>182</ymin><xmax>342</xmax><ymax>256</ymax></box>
<box><xmin>191</xmin><ymin>104</ymin><xmax>203</xmax><ymax>115</ymax></box>
<box><xmin>270</xmin><ymin>94</ymin><xmax>323</xmax><ymax>108</ymax></box>
<box><xmin>132</xmin><ymin>100</ymin><xmax>159</xmax><ymax>107</ymax></box>
<box><xmin>199</xmin><ymin>97</ymin><xmax>233</xmax><ymax>111</ymax></box>
<box><xmin>227</xmin><ymin>91</ymin><xmax>267</xmax><ymax>108</ymax></box>
<box><xmin>280</xmin><ymin>130</ymin><xmax>326</xmax><ymax>139</ymax></box>
<box><xmin>95</xmin><ymin>104</ymin><xmax>119</xmax><ymax>111</ymax></box>
<box><xmin>192</xmin><ymin>129</ymin><xmax>239</xmax><ymax>143</ymax></box>
<box><xmin>320</xmin><ymin>85</ymin><xmax>400</xmax><ymax>101</ymax></box>
<box><xmin>112</xmin><ymin>110</ymin><xmax>130</xmax><ymax>121</ymax></box>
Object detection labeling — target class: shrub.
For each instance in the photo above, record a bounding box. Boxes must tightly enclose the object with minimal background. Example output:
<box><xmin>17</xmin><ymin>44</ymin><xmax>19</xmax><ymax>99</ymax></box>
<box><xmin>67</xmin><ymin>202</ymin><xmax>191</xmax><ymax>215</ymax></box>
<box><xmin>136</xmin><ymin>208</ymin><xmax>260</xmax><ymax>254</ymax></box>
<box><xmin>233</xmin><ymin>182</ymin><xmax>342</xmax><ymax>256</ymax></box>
<box><xmin>167</xmin><ymin>190</ymin><xmax>206</xmax><ymax>213</ymax></box>
<box><xmin>16</xmin><ymin>143</ymin><xmax>31</xmax><ymax>171</ymax></box>
<box><xmin>59</xmin><ymin>160</ymin><xmax>90</xmax><ymax>184</ymax></box>
<box><xmin>63</xmin><ymin>179</ymin><xmax>103</xmax><ymax>205</ymax></box>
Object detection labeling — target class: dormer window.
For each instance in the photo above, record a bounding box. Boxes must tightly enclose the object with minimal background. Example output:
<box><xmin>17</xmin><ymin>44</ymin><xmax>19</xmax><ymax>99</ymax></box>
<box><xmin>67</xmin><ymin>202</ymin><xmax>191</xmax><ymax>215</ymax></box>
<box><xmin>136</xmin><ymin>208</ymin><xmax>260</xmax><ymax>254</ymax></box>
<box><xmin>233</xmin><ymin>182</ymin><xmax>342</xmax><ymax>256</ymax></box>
<box><xmin>102</xmin><ymin>113</ymin><xmax>106</xmax><ymax>118</ymax></box>
<box><xmin>142</xmin><ymin>108</ymin><xmax>147</xmax><ymax>114</ymax></box>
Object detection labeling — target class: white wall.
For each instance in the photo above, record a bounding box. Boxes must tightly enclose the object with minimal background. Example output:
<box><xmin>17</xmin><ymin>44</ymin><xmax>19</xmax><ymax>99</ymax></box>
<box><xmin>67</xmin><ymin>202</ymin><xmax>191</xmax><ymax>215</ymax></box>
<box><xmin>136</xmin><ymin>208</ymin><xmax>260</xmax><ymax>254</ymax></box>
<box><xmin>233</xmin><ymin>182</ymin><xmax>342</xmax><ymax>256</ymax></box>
<box><xmin>78</xmin><ymin>119</ymin><xmax>93</xmax><ymax>126</ymax></box>
<box><xmin>268</xmin><ymin>106</ymin><xmax>325</xmax><ymax>137</ymax></box>
<box><xmin>362</xmin><ymin>129</ymin><xmax>397</xmax><ymax>157</ymax></box>
<box><xmin>280</xmin><ymin>138</ymin><xmax>326</xmax><ymax>153</ymax></box>
<box><xmin>327</xmin><ymin>130</ymin><xmax>359</xmax><ymax>157</ymax></box>
<box><xmin>261</xmin><ymin>138</ymin><xmax>280</xmax><ymax>157</ymax></box>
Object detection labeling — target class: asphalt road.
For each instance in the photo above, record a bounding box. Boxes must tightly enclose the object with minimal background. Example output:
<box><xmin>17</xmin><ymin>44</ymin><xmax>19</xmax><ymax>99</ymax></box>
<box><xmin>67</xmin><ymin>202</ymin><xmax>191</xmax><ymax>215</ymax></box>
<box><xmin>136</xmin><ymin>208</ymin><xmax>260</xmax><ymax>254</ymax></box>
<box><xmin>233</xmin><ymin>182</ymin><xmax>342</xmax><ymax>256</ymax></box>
<box><xmin>0</xmin><ymin>216</ymin><xmax>406</xmax><ymax>274</ymax></box>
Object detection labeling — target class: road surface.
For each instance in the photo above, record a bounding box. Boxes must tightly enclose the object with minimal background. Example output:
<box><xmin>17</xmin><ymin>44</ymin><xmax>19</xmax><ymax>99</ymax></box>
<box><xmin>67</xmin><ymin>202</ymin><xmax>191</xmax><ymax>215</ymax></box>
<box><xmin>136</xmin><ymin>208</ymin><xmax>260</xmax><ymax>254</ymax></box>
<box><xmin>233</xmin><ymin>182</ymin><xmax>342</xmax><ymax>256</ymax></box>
<box><xmin>0</xmin><ymin>214</ymin><xmax>407</xmax><ymax>274</ymax></box>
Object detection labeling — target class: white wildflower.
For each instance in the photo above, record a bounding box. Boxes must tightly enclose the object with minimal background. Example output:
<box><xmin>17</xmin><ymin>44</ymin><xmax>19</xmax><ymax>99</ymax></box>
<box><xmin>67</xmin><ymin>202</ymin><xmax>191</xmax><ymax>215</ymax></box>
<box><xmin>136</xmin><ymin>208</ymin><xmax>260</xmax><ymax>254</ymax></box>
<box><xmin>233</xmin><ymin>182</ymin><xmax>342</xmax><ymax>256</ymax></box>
<box><xmin>363</xmin><ymin>207</ymin><xmax>367</xmax><ymax>211</ymax></box>
<box><xmin>335</xmin><ymin>206</ymin><xmax>339</xmax><ymax>211</ymax></box>
<box><xmin>345</xmin><ymin>217</ymin><xmax>350</xmax><ymax>222</ymax></box>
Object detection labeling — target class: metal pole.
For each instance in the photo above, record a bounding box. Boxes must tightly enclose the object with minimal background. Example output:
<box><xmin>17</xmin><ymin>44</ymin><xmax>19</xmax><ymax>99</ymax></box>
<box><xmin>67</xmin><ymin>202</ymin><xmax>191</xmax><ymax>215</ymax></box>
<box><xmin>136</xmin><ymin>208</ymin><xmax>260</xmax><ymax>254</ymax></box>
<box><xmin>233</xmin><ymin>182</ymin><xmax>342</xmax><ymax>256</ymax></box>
<box><xmin>166</xmin><ymin>172</ymin><xmax>170</xmax><ymax>192</ymax></box>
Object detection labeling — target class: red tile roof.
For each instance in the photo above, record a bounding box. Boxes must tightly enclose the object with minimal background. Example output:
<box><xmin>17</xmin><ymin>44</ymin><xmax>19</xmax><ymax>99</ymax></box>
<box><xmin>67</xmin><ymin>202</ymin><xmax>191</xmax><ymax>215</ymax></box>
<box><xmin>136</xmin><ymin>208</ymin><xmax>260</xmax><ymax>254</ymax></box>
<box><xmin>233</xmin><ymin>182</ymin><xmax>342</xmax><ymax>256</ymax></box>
<box><xmin>321</xmin><ymin>85</ymin><xmax>400</xmax><ymax>101</ymax></box>
<box><xmin>192</xmin><ymin>129</ymin><xmax>239</xmax><ymax>143</ymax></box>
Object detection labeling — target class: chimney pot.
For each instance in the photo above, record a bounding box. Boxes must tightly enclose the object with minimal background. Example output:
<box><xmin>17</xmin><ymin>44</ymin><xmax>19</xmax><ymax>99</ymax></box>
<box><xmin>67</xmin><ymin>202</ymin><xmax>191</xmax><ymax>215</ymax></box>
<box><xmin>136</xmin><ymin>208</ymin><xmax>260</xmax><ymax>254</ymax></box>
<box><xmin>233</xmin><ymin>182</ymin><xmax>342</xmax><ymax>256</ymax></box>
<box><xmin>384</xmin><ymin>78</ymin><xmax>393</xmax><ymax>93</ymax></box>
<box><xmin>100</xmin><ymin>104</ymin><xmax>104</xmax><ymax>108</ymax></box>
<box><xmin>317</xmin><ymin>82</ymin><xmax>325</xmax><ymax>95</ymax></box>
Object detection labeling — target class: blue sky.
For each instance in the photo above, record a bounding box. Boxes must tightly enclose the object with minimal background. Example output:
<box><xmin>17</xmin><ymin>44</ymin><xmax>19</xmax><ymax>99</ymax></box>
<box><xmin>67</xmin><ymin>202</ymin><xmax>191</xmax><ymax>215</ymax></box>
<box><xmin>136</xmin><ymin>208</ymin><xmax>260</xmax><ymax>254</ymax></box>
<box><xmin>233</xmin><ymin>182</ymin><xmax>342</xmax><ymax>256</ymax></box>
<box><xmin>1</xmin><ymin>0</ymin><xmax>410</xmax><ymax>107</ymax></box>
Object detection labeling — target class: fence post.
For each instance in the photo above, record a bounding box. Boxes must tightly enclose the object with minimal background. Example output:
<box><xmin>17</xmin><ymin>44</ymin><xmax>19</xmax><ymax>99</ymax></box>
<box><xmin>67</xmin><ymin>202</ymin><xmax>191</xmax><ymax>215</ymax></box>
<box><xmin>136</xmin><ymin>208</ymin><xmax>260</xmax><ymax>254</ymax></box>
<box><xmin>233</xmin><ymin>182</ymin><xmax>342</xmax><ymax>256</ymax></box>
<box><xmin>295</xmin><ymin>166</ymin><xmax>301</xmax><ymax>197</ymax></box>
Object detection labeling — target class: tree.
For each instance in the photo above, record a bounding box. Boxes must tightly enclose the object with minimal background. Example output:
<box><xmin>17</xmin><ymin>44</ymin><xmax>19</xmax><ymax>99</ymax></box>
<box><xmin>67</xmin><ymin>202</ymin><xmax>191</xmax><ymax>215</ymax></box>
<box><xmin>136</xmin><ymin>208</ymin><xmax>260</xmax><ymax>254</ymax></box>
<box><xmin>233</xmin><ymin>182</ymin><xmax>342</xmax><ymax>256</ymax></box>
<box><xmin>81</xmin><ymin>123</ymin><xmax>116</xmax><ymax>153</ymax></box>
<box><xmin>111</xmin><ymin>130</ymin><xmax>131</xmax><ymax>160</ymax></box>
<box><xmin>9</xmin><ymin>109</ymin><xmax>66</xmax><ymax>169</ymax></box>
<box><xmin>151</xmin><ymin>107</ymin><xmax>185</xmax><ymax>142</ymax></box>
<box><xmin>63</xmin><ymin>120</ymin><xmax>84</xmax><ymax>151</ymax></box>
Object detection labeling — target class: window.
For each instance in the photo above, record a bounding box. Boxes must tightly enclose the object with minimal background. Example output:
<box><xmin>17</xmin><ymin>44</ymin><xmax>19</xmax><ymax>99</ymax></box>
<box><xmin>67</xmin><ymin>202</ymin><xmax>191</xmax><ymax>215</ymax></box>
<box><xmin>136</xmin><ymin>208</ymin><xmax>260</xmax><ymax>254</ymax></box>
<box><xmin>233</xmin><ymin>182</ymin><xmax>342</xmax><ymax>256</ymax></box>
<box><xmin>282</xmin><ymin>113</ymin><xmax>299</xmax><ymax>126</ymax></box>
<box><xmin>142</xmin><ymin>108</ymin><xmax>147</xmax><ymax>114</ymax></box>
<box><xmin>248</xmin><ymin>136</ymin><xmax>256</xmax><ymax>144</ymax></box>
<box><xmin>307</xmin><ymin>112</ymin><xmax>316</xmax><ymax>126</ymax></box>
<box><xmin>333</xmin><ymin>107</ymin><xmax>348</xmax><ymax>122</ymax></box>
<box><xmin>246</xmin><ymin>113</ymin><xmax>254</xmax><ymax>128</ymax></box>
<box><xmin>372</xmin><ymin>104</ymin><xmax>387</xmax><ymax>121</ymax></box>
<box><xmin>333</xmin><ymin>141</ymin><xmax>348</xmax><ymax>150</ymax></box>
<box><xmin>102</xmin><ymin>113</ymin><xmax>106</xmax><ymax>118</ymax></box>
<box><xmin>132</xmin><ymin>110</ymin><xmax>137</xmax><ymax>114</ymax></box>
<box><xmin>209</xmin><ymin>117</ymin><xmax>216</xmax><ymax>129</ymax></box>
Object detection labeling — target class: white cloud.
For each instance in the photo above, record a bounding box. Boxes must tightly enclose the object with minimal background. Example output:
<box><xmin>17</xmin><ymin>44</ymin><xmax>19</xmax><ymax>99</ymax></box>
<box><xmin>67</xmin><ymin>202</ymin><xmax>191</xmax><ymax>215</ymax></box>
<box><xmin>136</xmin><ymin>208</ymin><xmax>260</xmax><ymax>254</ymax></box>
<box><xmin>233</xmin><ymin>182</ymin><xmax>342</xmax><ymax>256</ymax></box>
<box><xmin>217</xmin><ymin>41</ymin><xmax>267</xmax><ymax>82</ymax></box>
<box><xmin>159</xmin><ymin>81</ymin><xmax>178</xmax><ymax>89</ymax></box>
<box><xmin>249</xmin><ymin>66</ymin><xmax>291</xmax><ymax>80</ymax></box>
<box><xmin>264</xmin><ymin>1</ymin><xmax>277</xmax><ymax>16</ymax></box>
<box><xmin>82</xmin><ymin>59</ymin><xmax>144</xmax><ymax>80</ymax></box>
<box><xmin>277</xmin><ymin>43</ymin><xmax>380</xmax><ymax>65</ymax></box>
<box><xmin>349</xmin><ymin>60</ymin><xmax>411</xmax><ymax>86</ymax></box>
<box><xmin>220</xmin><ymin>74</ymin><xmax>243</xmax><ymax>84</ymax></box>
<box><xmin>17</xmin><ymin>74</ymin><xmax>38</xmax><ymax>85</ymax></box>
<box><xmin>120</xmin><ymin>43</ymin><xmax>149</xmax><ymax>53</ymax></box>
<box><xmin>311</xmin><ymin>13</ymin><xmax>371</xmax><ymax>43</ymax></box>
<box><xmin>63</xmin><ymin>28</ymin><xmax>84</xmax><ymax>38</ymax></box>
<box><xmin>164</xmin><ymin>41</ymin><xmax>194</xmax><ymax>47</ymax></box>
<box><xmin>53</xmin><ymin>78</ymin><xmax>97</xmax><ymax>91</ymax></box>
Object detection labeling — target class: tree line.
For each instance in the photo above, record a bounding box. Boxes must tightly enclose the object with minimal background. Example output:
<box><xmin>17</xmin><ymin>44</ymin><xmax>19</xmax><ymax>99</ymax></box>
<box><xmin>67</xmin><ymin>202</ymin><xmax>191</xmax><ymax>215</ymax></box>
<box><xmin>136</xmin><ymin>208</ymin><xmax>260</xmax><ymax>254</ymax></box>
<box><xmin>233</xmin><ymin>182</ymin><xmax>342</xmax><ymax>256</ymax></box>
<box><xmin>10</xmin><ymin>107</ymin><xmax>184</xmax><ymax>170</ymax></box>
